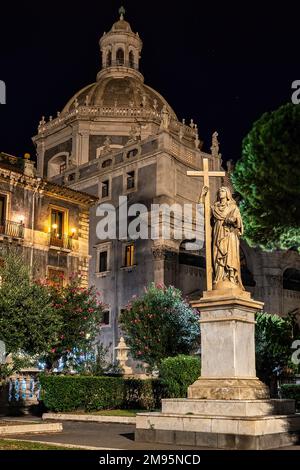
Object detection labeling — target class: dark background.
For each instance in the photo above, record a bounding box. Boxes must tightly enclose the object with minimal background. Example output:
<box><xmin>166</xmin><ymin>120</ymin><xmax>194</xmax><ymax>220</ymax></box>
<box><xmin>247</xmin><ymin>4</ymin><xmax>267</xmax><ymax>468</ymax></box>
<box><xmin>0</xmin><ymin>0</ymin><xmax>299</xmax><ymax>162</ymax></box>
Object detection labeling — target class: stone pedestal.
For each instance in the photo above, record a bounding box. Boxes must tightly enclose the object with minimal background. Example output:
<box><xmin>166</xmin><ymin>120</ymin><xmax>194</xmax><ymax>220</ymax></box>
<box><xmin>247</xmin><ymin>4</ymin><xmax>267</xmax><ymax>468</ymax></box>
<box><xmin>135</xmin><ymin>290</ymin><xmax>300</xmax><ymax>449</ymax></box>
<box><xmin>188</xmin><ymin>290</ymin><xmax>269</xmax><ymax>400</ymax></box>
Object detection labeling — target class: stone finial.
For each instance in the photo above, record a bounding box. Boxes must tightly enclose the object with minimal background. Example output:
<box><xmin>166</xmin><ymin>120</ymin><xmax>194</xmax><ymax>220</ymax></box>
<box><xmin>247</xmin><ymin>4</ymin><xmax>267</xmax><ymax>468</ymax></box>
<box><xmin>39</xmin><ymin>116</ymin><xmax>46</xmax><ymax>127</ymax></box>
<box><xmin>226</xmin><ymin>159</ymin><xmax>234</xmax><ymax>173</ymax></box>
<box><xmin>115</xmin><ymin>336</ymin><xmax>133</xmax><ymax>375</ymax></box>
<box><xmin>211</xmin><ymin>131</ymin><xmax>220</xmax><ymax>158</ymax></box>
<box><xmin>142</xmin><ymin>94</ymin><xmax>147</xmax><ymax>108</ymax></box>
<box><xmin>49</xmin><ymin>115</ymin><xmax>53</xmax><ymax>121</ymax></box>
<box><xmin>194</xmin><ymin>124</ymin><xmax>200</xmax><ymax>149</ymax></box>
<box><xmin>190</xmin><ymin>118</ymin><xmax>195</xmax><ymax>129</ymax></box>
<box><xmin>74</xmin><ymin>98</ymin><xmax>79</xmax><ymax>109</ymax></box>
<box><xmin>179</xmin><ymin>125</ymin><xmax>184</xmax><ymax>141</ymax></box>
<box><xmin>153</xmin><ymin>98</ymin><xmax>158</xmax><ymax>111</ymax></box>
<box><xmin>119</xmin><ymin>6</ymin><xmax>126</xmax><ymax>20</ymax></box>
<box><xmin>23</xmin><ymin>155</ymin><xmax>36</xmax><ymax>177</ymax></box>
<box><xmin>182</xmin><ymin>118</ymin><xmax>185</xmax><ymax>125</ymax></box>
<box><xmin>128</xmin><ymin>123</ymin><xmax>141</xmax><ymax>143</ymax></box>
<box><xmin>160</xmin><ymin>105</ymin><xmax>171</xmax><ymax>130</ymax></box>
<box><xmin>57</xmin><ymin>111</ymin><xmax>60</xmax><ymax>117</ymax></box>
<box><xmin>85</xmin><ymin>95</ymin><xmax>89</xmax><ymax>106</ymax></box>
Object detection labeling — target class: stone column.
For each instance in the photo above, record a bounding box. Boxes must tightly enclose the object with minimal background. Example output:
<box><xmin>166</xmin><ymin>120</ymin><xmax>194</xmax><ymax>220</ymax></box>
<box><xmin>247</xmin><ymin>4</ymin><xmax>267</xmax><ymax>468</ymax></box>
<box><xmin>188</xmin><ymin>289</ymin><xmax>269</xmax><ymax>400</ymax></box>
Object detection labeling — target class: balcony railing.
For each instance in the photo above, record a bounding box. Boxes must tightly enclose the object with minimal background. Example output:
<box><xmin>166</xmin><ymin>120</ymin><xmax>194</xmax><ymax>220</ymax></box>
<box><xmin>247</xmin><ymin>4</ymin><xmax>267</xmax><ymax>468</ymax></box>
<box><xmin>48</xmin><ymin>233</ymin><xmax>73</xmax><ymax>250</ymax></box>
<box><xmin>0</xmin><ymin>220</ymin><xmax>25</xmax><ymax>239</ymax></box>
<box><xmin>105</xmin><ymin>60</ymin><xmax>139</xmax><ymax>70</ymax></box>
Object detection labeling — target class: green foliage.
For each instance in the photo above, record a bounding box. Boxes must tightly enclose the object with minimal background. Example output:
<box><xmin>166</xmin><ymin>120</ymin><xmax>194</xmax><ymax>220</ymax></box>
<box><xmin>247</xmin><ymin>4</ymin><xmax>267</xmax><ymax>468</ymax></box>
<box><xmin>159</xmin><ymin>355</ymin><xmax>201</xmax><ymax>398</ymax></box>
<box><xmin>232</xmin><ymin>103</ymin><xmax>300</xmax><ymax>251</ymax></box>
<box><xmin>42</xmin><ymin>276</ymin><xmax>104</xmax><ymax>370</ymax></box>
<box><xmin>39</xmin><ymin>375</ymin><xmax>165</xmax><ymax>412</ymax></box>
<box><xmin>123</xmin><ymin>378</ymin><xmax>165</xmax><ymax>410</ymax></box>
<box><xmin>255</xmin><ymin>311</ymin><xmax>300</xmax><ymax>386</ymax></box>
<box><xmin>120</xmin><ymin>283</ymin><xmax>200</xmax><ymax>369</ymax></box>
<box><xmin>280</xmin><ymin>384</ymin><xmax>300</xmax><ymax>410</ymax></box>
<box><xmin>39</xmin><ymin>375</ymin><xmax>124</xmax><ymax>412</ymax></box>
<box><xmin>0</xmin><ymin>250</ymin><xmax>61</xmax><ymax>355</ymax></box>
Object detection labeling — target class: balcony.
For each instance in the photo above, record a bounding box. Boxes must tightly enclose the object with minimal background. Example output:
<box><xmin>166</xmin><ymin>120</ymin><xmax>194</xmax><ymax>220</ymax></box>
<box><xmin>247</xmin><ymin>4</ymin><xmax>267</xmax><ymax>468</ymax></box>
<box><xmin>0</xmin><ymin>220</ymin><xmax>25</xmax><ymax>239</ymax></box>
<box><xmin>48</xmin><ymin>233</ymin><xmax>74</xmax><ymax>251</ymax></box>
<box><xmin>106</xmin><ymin>60</ymin><xmax>139</xmax><ymax>70</ymax></box>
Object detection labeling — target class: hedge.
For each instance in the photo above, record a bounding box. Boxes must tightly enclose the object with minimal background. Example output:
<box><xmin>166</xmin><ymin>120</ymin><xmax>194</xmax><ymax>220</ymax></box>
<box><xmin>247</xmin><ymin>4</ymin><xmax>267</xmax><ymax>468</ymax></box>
<box><xmin>39</xmin><ymin>375</ymin><xmax>165</xmax><ymax>412</ymax></box>
<box><xmin>280</xmin><ymin>384</ymin><xmax>300</xmax><ymax>410</ymax></box>
<box><xmin>159</xmin><ymin>355</ymin><xmax>200</xmax><ymax>398</ymax></box>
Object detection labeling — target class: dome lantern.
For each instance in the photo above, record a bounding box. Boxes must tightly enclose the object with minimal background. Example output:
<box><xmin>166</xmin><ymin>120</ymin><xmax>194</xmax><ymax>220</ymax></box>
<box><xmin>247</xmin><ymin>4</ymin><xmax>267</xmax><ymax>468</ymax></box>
<box><xmin>97</xmin><ymin>7</ymin><xmax>143</xmax><ymax>82</ymax></box>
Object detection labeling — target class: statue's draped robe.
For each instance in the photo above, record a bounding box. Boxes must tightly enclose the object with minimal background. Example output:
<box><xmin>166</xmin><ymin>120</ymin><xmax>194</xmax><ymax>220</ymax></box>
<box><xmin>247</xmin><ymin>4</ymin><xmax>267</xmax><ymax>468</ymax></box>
<box><xmin>212</xmin><ymin>201</ymin><xmax>244</xmax><ymax>288</ymax></box>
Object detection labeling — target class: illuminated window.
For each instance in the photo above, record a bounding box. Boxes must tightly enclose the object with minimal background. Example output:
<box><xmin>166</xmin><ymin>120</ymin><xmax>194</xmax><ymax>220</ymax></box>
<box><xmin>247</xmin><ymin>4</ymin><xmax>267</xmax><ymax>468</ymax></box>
<box><xmin>51</xmin><ymin>209</ymin><xmax>64</xmax><ymax>240</ymax></box>
<box><xmin>125</xmin><ymin>244</ymin><xmax>134</xmax><ymax>267</ymax></box>
<box><xmin>126</xmin><ymin>171</ymin><xmax>135</xmax><ymax>190</ymax></box>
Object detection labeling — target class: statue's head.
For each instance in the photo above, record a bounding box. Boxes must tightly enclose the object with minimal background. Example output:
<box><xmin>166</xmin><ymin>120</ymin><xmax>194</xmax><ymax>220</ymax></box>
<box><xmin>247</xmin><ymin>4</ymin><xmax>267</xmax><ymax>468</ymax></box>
<box><xmin>217</xmin><ymin>186</ymin><xmax>233</xmax><ymax>202</ymax></box>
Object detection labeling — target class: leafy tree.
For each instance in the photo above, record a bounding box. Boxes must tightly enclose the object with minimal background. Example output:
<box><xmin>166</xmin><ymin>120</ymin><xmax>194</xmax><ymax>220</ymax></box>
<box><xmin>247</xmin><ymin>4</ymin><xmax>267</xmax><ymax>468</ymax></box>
<box><xmin>255</xmin><ymin>311</ymin><xmax>300</xmax><ymax>395</ymax></box>
<box><xmin>120</xmin><ymin>283</ymin><xmax>200</xmax><ymax>369</ymax></box>
<box><xmin>43</xmin><ymin>274</ymin><xmax>104</xmax><ymax>370</ymax></box>
<box><xmin>0</xmin><ymin>250</ymin><xmax>61</xmax><ymax>356</ymax></box>
<box><xmin>232</xmin><ymin>103</ymin><xmax>300</xmax><ymax>251</ymax></box>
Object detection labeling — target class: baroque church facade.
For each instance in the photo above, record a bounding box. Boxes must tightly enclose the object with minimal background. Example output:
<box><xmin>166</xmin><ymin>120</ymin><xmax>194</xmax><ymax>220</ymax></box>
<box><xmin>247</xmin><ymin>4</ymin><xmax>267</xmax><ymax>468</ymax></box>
<box><xmin>33</xmin><ymin>12</ymin><xmax>300</xmax><ymax>359</ymax></box>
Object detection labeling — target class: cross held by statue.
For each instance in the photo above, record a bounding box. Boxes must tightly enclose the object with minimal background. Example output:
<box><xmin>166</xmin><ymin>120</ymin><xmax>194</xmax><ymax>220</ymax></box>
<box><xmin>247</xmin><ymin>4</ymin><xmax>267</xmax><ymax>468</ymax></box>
<box><xmin>187</xmin><ymin>158</ymin><xmax>225</xmax><ymax>290</ymax></box>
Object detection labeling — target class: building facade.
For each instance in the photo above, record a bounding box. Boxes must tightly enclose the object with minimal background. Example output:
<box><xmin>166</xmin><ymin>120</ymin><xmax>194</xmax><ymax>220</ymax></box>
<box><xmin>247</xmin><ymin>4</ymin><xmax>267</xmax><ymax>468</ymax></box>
<box><xmin>0</xmin><ymin>152</ymin><xmax>96</xmax><ymax>286</ymax></box>
<box><xmin>32</xmin><ymin>12</ymin><xmax>300</xmax><ymax>359</ymax></box>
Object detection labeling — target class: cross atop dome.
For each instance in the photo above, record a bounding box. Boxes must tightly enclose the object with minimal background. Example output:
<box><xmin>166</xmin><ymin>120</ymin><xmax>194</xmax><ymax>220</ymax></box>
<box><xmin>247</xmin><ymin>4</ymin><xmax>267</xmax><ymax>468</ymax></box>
<box><xmin>119</xmin><ymin>6</ymin><xmax>126</xmax><ymax>20</ymax></box>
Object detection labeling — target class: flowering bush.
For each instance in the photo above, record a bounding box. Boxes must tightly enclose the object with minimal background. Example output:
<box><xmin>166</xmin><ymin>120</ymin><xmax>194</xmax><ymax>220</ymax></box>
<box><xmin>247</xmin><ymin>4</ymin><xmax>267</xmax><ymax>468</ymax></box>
<box><xmin>120</xmin><ymin>283</ymin><xmax>200</xmax><ymax>369</ymax></box>
<box><xmin>43</xmin><ymin>275</ymin><xmax>104</xmax><ymax>370</ymax></box>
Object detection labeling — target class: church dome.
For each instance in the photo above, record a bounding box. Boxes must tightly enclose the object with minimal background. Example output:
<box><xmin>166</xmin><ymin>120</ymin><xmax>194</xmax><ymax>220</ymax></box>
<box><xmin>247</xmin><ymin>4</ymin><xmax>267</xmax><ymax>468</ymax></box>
<box><xmin>61</xmin><ymin>76</ymin><xmax>177</xmax><ymax>119</ymax></box>
<box><xmin>110</xmin><ymin>19</ymin><xmax>132</xmax><ymax>33</ymax></box>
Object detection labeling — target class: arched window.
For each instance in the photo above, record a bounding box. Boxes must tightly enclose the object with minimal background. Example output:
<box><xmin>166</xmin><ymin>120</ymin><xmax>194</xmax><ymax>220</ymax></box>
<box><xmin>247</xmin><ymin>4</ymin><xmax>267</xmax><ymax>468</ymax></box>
<box><xmin>283</xmin><ymin>268</ymin><xmax>300</xmax><ymax>291</ymax></box>
<box><xmin>47</xmin><ymin>153</ymin><xmax>69</xmax><ymax>179</ymax></box>
<box><xmin>129</xmin><ymin>50</ymin><xmax>135</xmax><ymax>69</ymax></box>
<box><xmin>106</xmin><ymin>50</ymin><xmax>112</xmax><ymax>67</ymax></box>
<box><xmin>116</xmin><ymin>48</ymin><xmax>124</xmax><ymax>65</ymax></box>
<box><xmin>102</xmin><ymin>159</ymin><xmax>112</xmax><ymax>168</ymax></box>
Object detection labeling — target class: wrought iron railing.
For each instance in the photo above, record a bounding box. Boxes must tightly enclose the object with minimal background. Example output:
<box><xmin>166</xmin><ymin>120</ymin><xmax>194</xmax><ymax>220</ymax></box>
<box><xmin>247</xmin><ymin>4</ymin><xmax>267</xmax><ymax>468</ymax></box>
<box><xmin>0</xmin><ymin>220</ymin><xmax>25</xmax><ymax>238</ymax></box>
<box><xmin>48</xmin><ymin>233</ymin><xmax>73</xmax><ymax>250</ymax></box>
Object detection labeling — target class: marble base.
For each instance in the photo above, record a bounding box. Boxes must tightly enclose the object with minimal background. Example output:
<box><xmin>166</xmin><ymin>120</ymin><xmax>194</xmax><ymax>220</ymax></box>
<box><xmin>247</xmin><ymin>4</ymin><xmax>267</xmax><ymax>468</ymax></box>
<box><xmin>135</xmin><ymin>398</ymin><xmax>300</xmax><ymax>449</ymax></box>
<box><xmin>162</xmin><ymin>399</ymin><xmax>295</xmax><ymax>417</ymax></box>
<box><xmin>188</xmin><ymin>377</ymin><xmax>269</xmax><ymax>400</ymax></box>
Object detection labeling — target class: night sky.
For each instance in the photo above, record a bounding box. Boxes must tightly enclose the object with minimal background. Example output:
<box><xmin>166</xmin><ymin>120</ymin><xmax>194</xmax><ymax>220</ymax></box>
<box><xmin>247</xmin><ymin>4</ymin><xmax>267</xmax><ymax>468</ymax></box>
<box><xmin>0</xmin><ymin>0</ymin><xmax>299</xmax><ymax>162</ymax></box>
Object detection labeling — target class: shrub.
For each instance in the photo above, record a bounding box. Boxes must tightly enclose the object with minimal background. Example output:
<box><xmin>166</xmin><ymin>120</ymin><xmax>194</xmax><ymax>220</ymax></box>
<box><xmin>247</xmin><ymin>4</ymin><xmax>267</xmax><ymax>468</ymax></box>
<box><xmin>159</xmin><ymin>355</ymin><xmax>201</xmax><ymax>398</ymax></box>
<box><xmin>120</xmin><ymin>283</ymin><xmax>200</xmax><ymax>369</ymax></box>
<box><xmin>280</xmin><ymin>384</ymin><xmax>300</xmax><ymax>410</ymax></box>
<box><xmin>39</xmin><ymin>375</ymin><xmax>124</xmax><ymax>412</ymax></box>
<box><xmin>39</xmin><ymin>375</ymin><xmax>166</xmax><ymax>412</ymax></box>
<box><xmin>123</xmin><ymin>378</ymin><xmax>166</xmax><ymax>410</ymax></box>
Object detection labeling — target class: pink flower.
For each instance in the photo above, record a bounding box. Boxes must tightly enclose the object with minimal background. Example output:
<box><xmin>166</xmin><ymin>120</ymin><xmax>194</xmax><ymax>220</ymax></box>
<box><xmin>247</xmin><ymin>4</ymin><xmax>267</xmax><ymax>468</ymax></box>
<box><xmin>51</xmin><ymin>348</ymin><xmax>56</xmax><ymax>353</ymax></box>
<box><xmin>83</xmin><ymin>316</ymin><xmax>87</xmax><ymax>320</ymax></box>
<box><xmin>60</xmin><ymin>335</ymin><xmax>65</xmax><ymax>340</ymax></box>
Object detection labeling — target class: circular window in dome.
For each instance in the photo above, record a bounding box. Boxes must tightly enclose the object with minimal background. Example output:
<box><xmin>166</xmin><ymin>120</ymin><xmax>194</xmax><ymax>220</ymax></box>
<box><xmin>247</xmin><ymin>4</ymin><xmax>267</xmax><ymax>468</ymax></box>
<box><xmin>126</xmin><ymin>148</ymin><xmax>138</xmax><ymax>159</ymax></box>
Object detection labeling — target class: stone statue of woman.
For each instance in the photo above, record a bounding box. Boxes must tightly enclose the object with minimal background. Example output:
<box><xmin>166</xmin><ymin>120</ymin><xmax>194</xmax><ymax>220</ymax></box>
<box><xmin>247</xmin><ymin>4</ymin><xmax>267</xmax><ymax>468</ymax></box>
<box><xmin>212</xmin><ymin>186</ymin><xmax>244</xmax><ymax>291</ymax></box>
